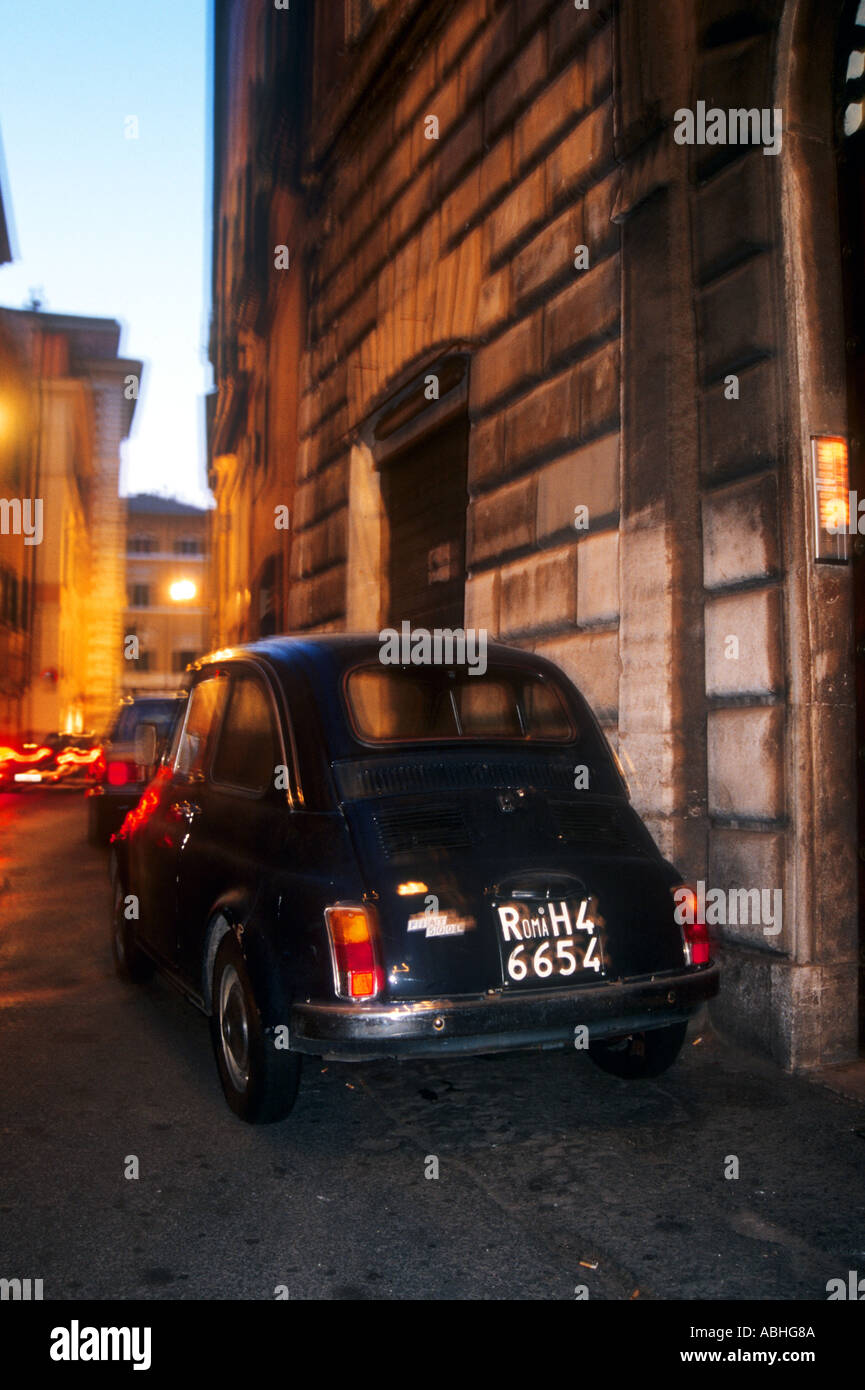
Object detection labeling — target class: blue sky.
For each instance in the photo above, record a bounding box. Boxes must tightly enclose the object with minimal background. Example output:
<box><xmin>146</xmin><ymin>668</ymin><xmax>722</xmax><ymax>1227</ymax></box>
<box><xmin>0</xmin><ymin>0</ymin><xmax>212</xmax><ymax>506</ymax></box>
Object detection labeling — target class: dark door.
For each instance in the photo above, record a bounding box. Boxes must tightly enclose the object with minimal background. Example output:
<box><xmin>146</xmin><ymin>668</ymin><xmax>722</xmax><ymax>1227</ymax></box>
<box><xmin>174</xmin><ymin>667</ymin><xmax>287</xmax><ymax>983</ymax></box>
<box><xmin>837</xmin><ymin>4</ymin><xmax>865</xmax><ymax>1050</ymax></box>
<box><xmin>134</xmin><ymin>673</ymin><xmax>229</xmax><ymax>966</ymax></box>
<box><xmin>381</xmin><ymin>415</ymin><xmax>469</xmax><ymax>630</ymax></box>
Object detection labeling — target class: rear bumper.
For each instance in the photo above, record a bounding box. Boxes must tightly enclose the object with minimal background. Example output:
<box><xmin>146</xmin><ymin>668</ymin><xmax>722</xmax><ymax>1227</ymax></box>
<box><xmin>290</xmin><ymin>962</ymin><xmax>720</xmax><ymax>1060</ymax></box>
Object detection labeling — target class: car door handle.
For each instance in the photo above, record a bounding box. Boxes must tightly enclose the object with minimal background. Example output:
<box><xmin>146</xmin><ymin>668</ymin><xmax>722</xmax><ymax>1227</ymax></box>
<box><xmin>170</xmin><ymin>800</ymin><xmax>202</xmax><ymax>822</ymax></box>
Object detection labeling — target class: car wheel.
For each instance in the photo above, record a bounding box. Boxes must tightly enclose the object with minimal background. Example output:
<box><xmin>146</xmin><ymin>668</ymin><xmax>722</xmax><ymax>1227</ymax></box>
<box><xmin>210</xmin><ymin>931</ymin><xmax>301</xmax><ymax>1124</ymax></box>
<box><xmin>110</xmin><ymin>870</ymin><xmax>154</xmax><ymax>983</ymax></box>
<box><xmin>588</xmin><ymin>1021</ymin><xmax>688</xmax><ymax>1079</ymax></box>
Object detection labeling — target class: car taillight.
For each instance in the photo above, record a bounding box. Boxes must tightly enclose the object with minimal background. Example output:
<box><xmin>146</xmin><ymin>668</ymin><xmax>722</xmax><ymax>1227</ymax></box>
<box><xmin>672</xmin><ymin>884</ymin><xmax>711</xmax><ymax>966</ymax></box>
<box><xmin>324</xmin><ymin>905</ymin><xmax>385</xmax><ymax>1000</ymax></box>
<box><xmin>107</xmin><ymin>760</ymin><xmax>136</xmax><ymax>787</ymax></box>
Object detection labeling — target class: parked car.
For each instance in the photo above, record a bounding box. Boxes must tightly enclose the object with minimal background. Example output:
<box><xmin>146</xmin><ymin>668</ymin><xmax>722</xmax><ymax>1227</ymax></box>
<box><xmin>0</xmin><ymin>732</ymin><xmax>102</xmax><ymax>790</ymax></box>
<box><xmin>86</xmin><ymin>693</ymin><xmax>187</xmax><ymax>844</ymax></box>
<box><xmin>109</xmin><ymin>635</ymin><xmax>720</xmax><ymax>1123</ymax></box>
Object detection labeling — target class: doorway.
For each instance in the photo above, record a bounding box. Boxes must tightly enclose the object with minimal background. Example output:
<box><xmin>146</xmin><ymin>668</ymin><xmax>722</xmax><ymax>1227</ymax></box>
<box><xmin>380</xmin><ymin>414</ymin><xmax>469</xmax><ymax>631</ymax></box>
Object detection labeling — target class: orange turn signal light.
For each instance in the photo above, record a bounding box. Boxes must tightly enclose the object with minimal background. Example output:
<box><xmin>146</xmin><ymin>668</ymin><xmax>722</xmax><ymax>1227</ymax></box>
<box><xmin>327</xmin><ymin>908</ymin><xmax>371</xmax><ymax>946</ymax></box>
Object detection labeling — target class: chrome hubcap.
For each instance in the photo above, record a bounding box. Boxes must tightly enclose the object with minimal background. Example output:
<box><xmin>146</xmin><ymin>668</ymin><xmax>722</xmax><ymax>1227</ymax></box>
<box><xmin>219</xmin><ymin>963</ymin><xmax>250</xmax><ymax>1091</ymax></box>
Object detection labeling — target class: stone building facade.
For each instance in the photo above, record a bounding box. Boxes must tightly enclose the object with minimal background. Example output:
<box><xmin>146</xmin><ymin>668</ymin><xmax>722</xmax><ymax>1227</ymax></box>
<box><xmin>0</xmin><ymin>309</ymin><xmax>142</xmax><ymax>738</ymax></box>
<box><xmin>207</xmin><ymin>0</ymin><xmax>306</xmax><ymax>644</ymax></box>
<box><xmin>0</xmin><ymin>159</ymin><xmax>34</xmax><ymax>741</ymax></box>
<box><xmin>0</xmin><ymin>314</ymin><xmax>35</xmax><ymax>740</ymax></box>
<box><xmin>124</xmin><ymin>494</ymin><xmax>209</xmax><ymax>695</ymax></box>
<box><xmin>208</xmin><ymin>0</ymin><xmax>865</xmax><ymax>1070</ymax></box>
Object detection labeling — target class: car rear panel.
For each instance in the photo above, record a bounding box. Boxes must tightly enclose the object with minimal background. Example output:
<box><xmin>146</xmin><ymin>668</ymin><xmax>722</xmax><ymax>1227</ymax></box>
<box><xmin>335</xmin><ymin>757</ymin><xmax>687</xmax><ymax>1002</ymax></box>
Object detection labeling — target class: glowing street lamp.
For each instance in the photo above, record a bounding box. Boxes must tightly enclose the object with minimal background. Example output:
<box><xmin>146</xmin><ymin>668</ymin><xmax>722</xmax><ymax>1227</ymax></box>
<box><xmin>169</xmin><ymin>579</ymin><xmax>197</xmax><ymax>602</ymax></box>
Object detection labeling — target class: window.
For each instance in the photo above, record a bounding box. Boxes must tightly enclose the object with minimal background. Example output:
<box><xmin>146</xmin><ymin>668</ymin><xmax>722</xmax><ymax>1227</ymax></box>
<box><xmin>172</xmin><ymin>650</ymin><xmax>197</xmax><ymax>673</ymax></box>
<box><xmin>110</xmin><ymin>698</ymin><xmax>184</xmax><ymax>745</ymax></box>
<box><xmin>128</xmin><ymin>584</ymin><xmax>150</xmax><ymax>607</ymax></box>
<box><xmin>344</xmin><ymin>667</ymin><xmax>577</xmax><ymax>744</ymax></box>
<box><xmin>174</xmin><ymin>677</ymin><xmax>228</xmax><ymax>779</ymax></box>
<box><xmin>128</xmin><ymin>535</ymin><xmax>156</xmax><ymax>554</ymax></box>
<box><xmin>211</xmin><ymin>675</ymin><xmax>279</xmax><ymax>794</ymax></box>
<box><xmin>173</xmin><ymin>538</ymin><xmax>202</xmax><ymax>555</ymax></box>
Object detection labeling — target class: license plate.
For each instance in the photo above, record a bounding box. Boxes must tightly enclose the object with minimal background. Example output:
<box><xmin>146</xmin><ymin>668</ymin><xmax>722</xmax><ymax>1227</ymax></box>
<box><xmin>14</xmin><ymin>771</ymin><xmax>42</xmax><ymax>783</ymax></box>
<box><xmin>495</xmin><ymin>898</ymin><xmax>603</xmax><ymax>986</ymax></box>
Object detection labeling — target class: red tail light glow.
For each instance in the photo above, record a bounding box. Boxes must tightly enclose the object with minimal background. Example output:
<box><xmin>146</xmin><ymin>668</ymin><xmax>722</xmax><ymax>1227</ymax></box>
<box><xmin>324</xmin><ymin>906</ymin><xmax>385</xmax><ymax>1000</ymax></box>
<box><xmin>107</xmin><ymin>760</ymin><xmax>136</xmax><ymax>787</ymax></box>
<box><xmin>114</xmin><ymin>766</ymin><xmax>171</xmax><ymax>841</ymax></box>
<box><xmin>673</xmin><ymin>884</ymin><xmax>711</xmax><ymax>966</ymax></box>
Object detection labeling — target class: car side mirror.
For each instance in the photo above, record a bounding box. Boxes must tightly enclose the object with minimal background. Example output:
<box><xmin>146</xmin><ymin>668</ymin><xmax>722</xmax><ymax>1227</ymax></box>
<box><xmin>134</xmin><ymin>723</ymin><xmax>158</xmax><ymax>772</ymax></box>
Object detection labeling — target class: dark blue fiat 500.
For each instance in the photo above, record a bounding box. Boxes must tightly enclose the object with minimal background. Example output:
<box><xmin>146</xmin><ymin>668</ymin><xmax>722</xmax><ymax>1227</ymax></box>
<box><xmin>110</xmin><ymin>635</ymin><xmax>719</xmax><ymax>1123</ymax></box>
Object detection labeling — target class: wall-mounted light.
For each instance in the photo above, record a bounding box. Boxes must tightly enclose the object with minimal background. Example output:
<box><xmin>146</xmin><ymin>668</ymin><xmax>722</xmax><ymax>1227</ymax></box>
<box><xmin>811</xmin><ymin>435</ymin><xmax>850</xmax><ymax>562</ymax></box>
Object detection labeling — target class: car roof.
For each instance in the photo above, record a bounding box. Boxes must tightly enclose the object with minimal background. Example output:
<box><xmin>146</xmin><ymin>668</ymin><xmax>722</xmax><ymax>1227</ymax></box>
<box><xmin>191</xmin><ymin>633</ymin><xmax>583</xmax><ymax>762</ymax></box>
<box><xmin>194</xmin><ymin>632</ymin><xmax>563</xmax><ymax>680</ymax></box>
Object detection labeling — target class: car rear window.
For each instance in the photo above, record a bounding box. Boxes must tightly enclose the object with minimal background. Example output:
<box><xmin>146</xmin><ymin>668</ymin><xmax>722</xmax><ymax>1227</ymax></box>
<box><xmin>344</xmin><ymin>666</ymin><xmax>577</xmax><ymax>743</ymax></box>
<box><xmin>109</xmin><ymin>700</ymin><xmax>183</xmax><ymax>744</ymax></box>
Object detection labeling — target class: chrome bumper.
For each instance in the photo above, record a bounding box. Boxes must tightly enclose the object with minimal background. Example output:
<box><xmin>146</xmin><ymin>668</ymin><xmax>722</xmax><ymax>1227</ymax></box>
<box><xmin>290</xmin><ymin>962</ymin><xmax>720</xmax><ymax>1060</ymax></box>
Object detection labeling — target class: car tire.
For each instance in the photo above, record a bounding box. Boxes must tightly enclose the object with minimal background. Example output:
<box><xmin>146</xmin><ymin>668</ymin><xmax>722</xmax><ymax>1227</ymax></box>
<box><xmin>210</xmin><ymin>931</ymin><xmax>301</xmax><ymax>1124</ymax></box>
<box><xmin>588</xmin><ymin>1021</ymin><xmax>688</xmax><ymax>1079</ymax></box>
<box><xmin>110</xmin><ymin>869</ymin><xmax>154</xmax><ymax>983</ymax></box>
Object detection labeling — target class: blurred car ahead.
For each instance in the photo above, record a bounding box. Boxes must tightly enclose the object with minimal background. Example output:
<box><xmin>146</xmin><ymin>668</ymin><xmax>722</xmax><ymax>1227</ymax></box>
<box><xmin>0</xmin><ymin>733</ymin><xmax>102</xmax><ymax>790</ymax></box>
<box><xmin>86</xmin><ymin>693</ymin><xmax>187</xmax><ymax>844</ymax></box>
<box><xmin>110</xmin><ymin>635</ymin><xmax>720</xmax><ymax>1125</ymax></box>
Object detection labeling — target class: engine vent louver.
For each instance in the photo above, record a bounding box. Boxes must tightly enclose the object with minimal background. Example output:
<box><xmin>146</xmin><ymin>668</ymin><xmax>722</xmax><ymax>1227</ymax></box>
<box><xmin>549</xmin><ymin>800</ymin><xmax>648</xmax><ymax>854</ymax></box>
<box><xmin>335</xmin><ymin>757</ymin><xmax>576</xmax><ymax>801</ymax></box>
<box><xmin>373</xmin><ymin>805</ymin><xmax>471</xmax><ymax>857</ymax></box>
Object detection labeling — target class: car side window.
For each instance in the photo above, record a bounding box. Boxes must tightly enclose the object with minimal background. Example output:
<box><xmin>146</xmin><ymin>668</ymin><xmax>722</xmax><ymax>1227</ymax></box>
<box><xmin>165</xmin><ymin>696</ymin><xmax>189</xmax><ymax>766</ymax></box>
<box><xmin>211</xmin><ymin>674</ymin><xmax>279</xmax><ymax>794</ymax></box>
<box><xmin>174</xmin><ymin>677</ymin><xmax>227</xmax><ymax>780</ymax></box>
